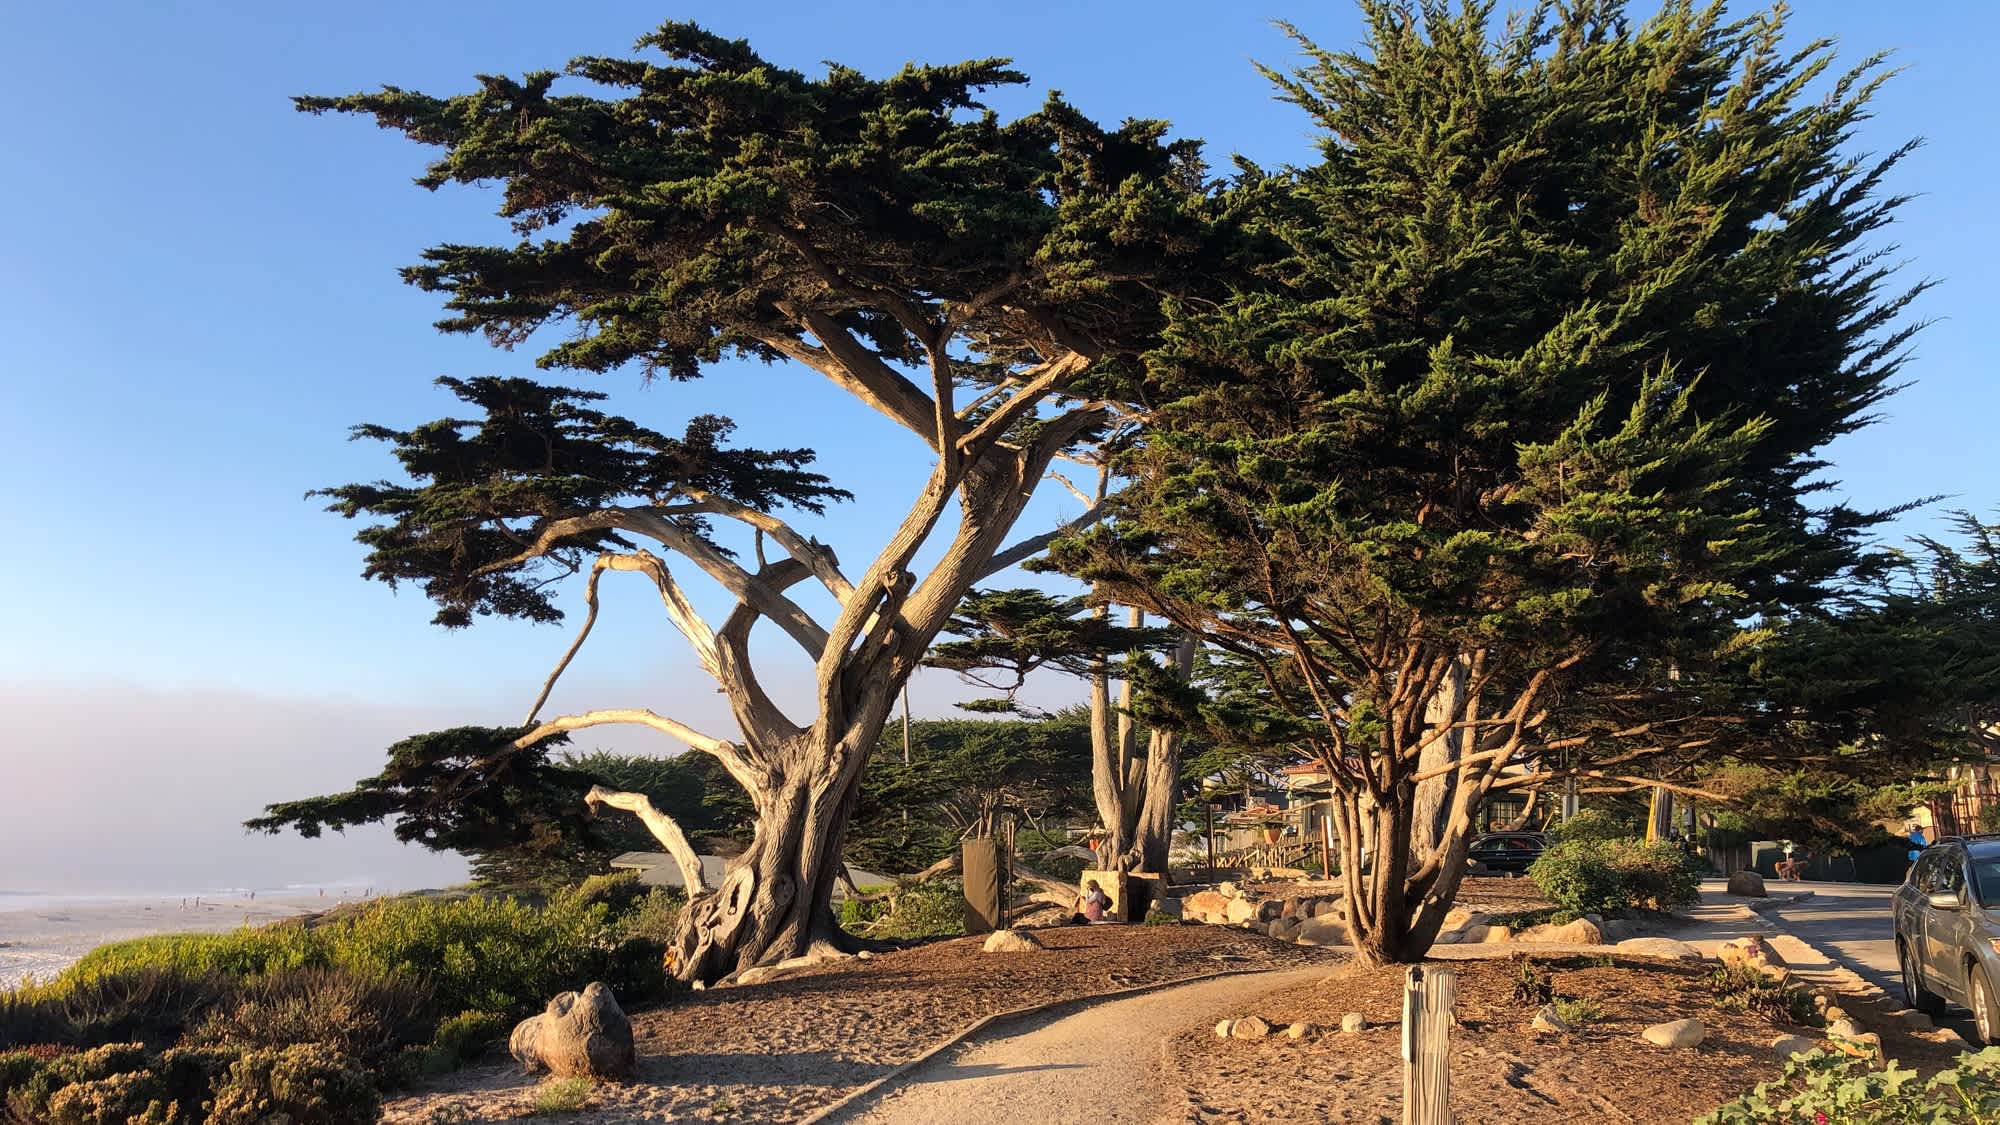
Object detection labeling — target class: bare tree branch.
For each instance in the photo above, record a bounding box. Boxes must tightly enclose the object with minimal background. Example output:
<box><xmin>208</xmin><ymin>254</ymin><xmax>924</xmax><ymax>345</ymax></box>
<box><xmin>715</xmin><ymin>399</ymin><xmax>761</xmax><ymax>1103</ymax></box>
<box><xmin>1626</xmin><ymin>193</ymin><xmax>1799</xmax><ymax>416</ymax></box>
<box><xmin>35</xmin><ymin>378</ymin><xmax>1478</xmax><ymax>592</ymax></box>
<box><xmin>586</xmin><ymin>785</ymin><xmax>708</xmax><ymax>895</ymax></box>
<box><xmin>513</xmin><ymin>708</ymin><xmax>759</xmax><ymax>794</ymax></box>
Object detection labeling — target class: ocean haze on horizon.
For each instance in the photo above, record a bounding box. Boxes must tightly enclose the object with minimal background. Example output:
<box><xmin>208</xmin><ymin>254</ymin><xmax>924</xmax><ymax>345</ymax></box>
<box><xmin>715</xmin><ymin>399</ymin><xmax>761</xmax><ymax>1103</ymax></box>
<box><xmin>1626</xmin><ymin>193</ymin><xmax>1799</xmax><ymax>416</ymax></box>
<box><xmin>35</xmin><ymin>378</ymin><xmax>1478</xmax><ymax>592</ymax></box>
<box><xmin>0</xmin><ymin>665</ymin><xmax>1082</xmax><ymax>897</ymax></box>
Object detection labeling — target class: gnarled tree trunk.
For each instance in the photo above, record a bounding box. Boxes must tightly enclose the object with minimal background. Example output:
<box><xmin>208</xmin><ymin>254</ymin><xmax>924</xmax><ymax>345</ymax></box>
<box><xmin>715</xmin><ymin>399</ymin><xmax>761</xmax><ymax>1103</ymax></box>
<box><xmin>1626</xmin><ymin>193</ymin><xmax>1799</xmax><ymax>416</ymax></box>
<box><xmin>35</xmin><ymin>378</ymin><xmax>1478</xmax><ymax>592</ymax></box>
<box><xmin>1090</xmin><ymin>615</ymin><xmax>1196</xmax><ymax>875</ymax></box>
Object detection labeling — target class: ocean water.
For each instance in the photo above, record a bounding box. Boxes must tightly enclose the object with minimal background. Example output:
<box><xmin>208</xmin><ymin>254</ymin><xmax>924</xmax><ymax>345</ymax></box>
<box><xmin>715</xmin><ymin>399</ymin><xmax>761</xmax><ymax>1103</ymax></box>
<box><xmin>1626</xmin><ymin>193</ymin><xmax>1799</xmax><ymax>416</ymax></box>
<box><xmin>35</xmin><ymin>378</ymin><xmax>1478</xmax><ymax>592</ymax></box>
<box><xmin>0</xmin><ymin>882</ymin><xmax>382</xmax><ymax>914</ymax></box>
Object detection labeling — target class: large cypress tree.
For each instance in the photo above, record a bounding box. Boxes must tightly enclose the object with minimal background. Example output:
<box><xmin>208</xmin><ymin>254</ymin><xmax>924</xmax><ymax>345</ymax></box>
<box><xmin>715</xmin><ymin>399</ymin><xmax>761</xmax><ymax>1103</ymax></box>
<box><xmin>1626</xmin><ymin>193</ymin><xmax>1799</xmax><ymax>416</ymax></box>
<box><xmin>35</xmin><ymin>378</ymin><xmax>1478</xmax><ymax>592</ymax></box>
<box><xmin>264</xmin><ymin>23</ymin><xmax>1214</xmax><ymax>983</ymax></box>
<box><xmin>1057</xmin><ymin>0</ymin><xmax>1931</xmax><ymax>964</ymax></box>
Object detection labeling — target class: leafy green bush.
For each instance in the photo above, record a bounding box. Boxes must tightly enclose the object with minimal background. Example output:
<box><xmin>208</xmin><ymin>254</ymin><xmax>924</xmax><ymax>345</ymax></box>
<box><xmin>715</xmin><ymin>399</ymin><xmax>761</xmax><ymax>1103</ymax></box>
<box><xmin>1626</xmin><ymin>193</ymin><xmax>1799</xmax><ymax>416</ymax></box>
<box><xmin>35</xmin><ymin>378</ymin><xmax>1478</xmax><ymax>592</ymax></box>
<box><xmin>570</xmin><ymin>870</ymin><xmax>650</xmax><ymax>916</ymax></box>
<box><xmin>205</xmin><ymin>1044</ymin><xmax>379</xmax><ymax>1125</ymax></box>
<box><xmin>840</xmin><ymin>881</ymin><xmax>966</xmax><ymax>940</ymax></box>
<box><xmin>2</xmin><ymin>1041</ymin><xmax>151</xmax><ymax>1123</ymax></box>
<box><xmin>429</xmin><ymin>1010</ymin><xmax>510</xmax><ymax>1068</ymax></box>
<box><xmin>1696</xmin><ymin>1046</ymin><xmax>2000</xmax><ymax>1123</ymax></box>
<box><xmin>188</xmin><ymin>968</ymin><xmax>432</xmax><ymax>1066</ymax></box>
<box><xmin>56</xmin><ymin>930</ymin><xmax>317</xmax><ymax>986</ymax></box>
<box><xmin>1528</xmin><ymin>838</ymin><xmax>1701</xmax><ymax>920</ymax></box>
<box><xmin>37</xmin><ymin>887</ymin><xmax>667</xmax><ymax>1025</ymax></box>
<box><xmin>1546</xmin><ymin>809</ymin><xmax>1627</xmax><ymax>845</ymax></box>
<box><xmin>615</xmin><ymin>888</ymin><xmax>683</xmax><ymax>944</ymax></box>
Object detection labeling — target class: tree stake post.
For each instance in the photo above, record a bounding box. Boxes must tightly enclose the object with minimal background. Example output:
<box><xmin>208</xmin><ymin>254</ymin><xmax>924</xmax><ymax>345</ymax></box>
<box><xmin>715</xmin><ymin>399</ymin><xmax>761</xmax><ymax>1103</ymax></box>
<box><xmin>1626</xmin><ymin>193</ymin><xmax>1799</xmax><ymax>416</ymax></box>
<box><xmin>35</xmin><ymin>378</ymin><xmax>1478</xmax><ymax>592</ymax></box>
<box><xmin>1401</xmin><ymin>964</ymin><xmax>1454</xmax><ymax>1125</ymax></box>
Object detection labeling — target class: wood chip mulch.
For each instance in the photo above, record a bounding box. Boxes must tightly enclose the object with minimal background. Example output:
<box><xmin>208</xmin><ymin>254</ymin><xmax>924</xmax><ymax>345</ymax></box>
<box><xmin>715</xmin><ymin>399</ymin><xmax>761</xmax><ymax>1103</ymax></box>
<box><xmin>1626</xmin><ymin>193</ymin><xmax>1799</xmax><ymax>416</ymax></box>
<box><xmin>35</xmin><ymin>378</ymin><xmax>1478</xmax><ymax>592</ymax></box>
<box><xmin>1165</xmin><ymin>953</ymin><xmax>1968</xmax><ymax>1125</ymax></box>
<box><xmin>383</xmin><ymin>924</ymin><xmax>1329</xmax><ymax>1124</ymax></box>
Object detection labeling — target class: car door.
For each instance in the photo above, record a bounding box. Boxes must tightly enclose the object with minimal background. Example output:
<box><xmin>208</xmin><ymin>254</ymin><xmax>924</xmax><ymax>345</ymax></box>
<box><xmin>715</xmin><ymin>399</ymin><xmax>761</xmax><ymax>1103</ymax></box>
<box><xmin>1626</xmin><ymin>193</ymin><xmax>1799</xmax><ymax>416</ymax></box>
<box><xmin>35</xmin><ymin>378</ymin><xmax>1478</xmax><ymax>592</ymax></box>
<box><xmin>1921</xmin><ymin>846</ymin><xmax>1969</xmax><ymax>998</ymax></box>
<box><xmin>1904</xmin><ymin>850</ymin><xmax>1942</xmax><ymax>982</ymax></box>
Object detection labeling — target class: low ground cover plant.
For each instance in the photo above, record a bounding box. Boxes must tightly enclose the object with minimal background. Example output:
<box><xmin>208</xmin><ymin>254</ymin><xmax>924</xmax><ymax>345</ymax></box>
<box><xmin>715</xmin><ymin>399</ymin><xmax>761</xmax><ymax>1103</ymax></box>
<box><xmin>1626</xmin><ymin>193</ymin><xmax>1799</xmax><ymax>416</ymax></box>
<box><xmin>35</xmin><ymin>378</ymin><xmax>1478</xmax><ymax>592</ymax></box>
<box><xmin>1696</xmin><ymin>1046</ymin><xmax>2000</xmax><ymax>1123</ymax></box>
<box><xmin>0</xmin><ymin>874</ymin><xmax>671</xmax><ymax>1123</ymax></box>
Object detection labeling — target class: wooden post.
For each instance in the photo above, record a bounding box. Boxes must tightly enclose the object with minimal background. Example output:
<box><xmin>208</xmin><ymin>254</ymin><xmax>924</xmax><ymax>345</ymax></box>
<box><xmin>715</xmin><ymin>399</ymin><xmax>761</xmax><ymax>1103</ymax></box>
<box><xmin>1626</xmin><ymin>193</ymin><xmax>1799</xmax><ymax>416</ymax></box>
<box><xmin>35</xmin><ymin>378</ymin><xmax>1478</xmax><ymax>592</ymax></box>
<box><xmin>1402</xmin><ymin>964</ymin><xmax>1454</xmax><ymax>1125</ymax></box>
<box><xmin>1319</xmin><ymin>806</ymin><xmax>1335</xmax><ymax>877</ymax></box>
<box><xmin>1205</xmin><ymin>803</ymin><xmax>1215</xmax><ymax>873</ymax></box>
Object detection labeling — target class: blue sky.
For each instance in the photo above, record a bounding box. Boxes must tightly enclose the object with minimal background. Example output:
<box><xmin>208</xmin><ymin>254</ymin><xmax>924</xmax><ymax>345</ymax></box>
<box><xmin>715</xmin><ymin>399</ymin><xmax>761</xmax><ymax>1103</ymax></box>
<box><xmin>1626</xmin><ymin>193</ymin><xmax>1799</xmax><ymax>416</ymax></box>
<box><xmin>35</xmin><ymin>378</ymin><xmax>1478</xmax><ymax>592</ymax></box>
<box><xmin>1</xmin><ymin>2</ymin><xmax>1993</xmax><ymax>892</ymax></box>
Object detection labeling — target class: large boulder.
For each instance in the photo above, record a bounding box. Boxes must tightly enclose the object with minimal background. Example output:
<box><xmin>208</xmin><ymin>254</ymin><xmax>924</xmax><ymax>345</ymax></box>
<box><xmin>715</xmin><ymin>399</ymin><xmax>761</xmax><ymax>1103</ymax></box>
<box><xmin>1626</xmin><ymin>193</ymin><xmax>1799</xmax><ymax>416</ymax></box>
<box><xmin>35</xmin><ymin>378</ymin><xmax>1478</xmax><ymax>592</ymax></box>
<box><xmin>1225</xmin><ymin>897</ymin><xmax>1261</xmax><ymax>925</ymax></box>
<box><xmin>1230</xmin><ymin>1015</ymin><xmax>1273</xmax><ymax>1040</ymax></box>
<box><xmin>1641</xmin><ymin>1018</ymin><xmax>1705</xmax><ymax>1048</ymax></box>
<box><xmin>1182</xmin><ymin>891</ymin><xmax>1231</xmax><ymax>924</ymax></box>
<box><xmin>1616</xmin><ymin>937</ymin><xmax>1702</xmax><ymax>961</ymax></box>
<box><xmin>1726</xmin><ymin>870</ymin><xmax>1767</xmax><ymax>897</ymax></box>
<box><xmin>982</xmin><ymin>929</ymin><xmax>1045</xmax><ymax>953</ymax></box>
<box><xmin>1147</xmin><ymin>897</ymin><xmax>1185</xmax><ymax>922</ymax></box>
<box><xmin>1521</xmin><ymin>917</ymin><xmax>1602</xmax><ymax>945</ymax></box>
<box><xmin>1294</xmin><ymin>914</ymin><xmax>1349</xmax><ymax>947</ymax></box>
<box><xmin>510</xmin><ymin>982</ymin><xmax>635</xmax><ymax>1079</ymax></box>
<box><xmin>1770</xmin><ymin>1034</ymin><xmax>1816</xmax><ymax>1059</ymax></box>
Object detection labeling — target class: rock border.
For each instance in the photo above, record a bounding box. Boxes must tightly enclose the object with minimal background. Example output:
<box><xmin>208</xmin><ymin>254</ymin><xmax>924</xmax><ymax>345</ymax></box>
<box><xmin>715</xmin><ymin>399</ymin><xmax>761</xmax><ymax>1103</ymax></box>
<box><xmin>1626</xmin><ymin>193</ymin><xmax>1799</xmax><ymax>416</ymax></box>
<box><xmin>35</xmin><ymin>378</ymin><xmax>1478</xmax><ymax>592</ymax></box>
<box><xmin>798</xmin><ymin>964</ymin><xmax>1310</xmax><ymax>1124</ymax></box>
<box><xmin>1723</xmin><ymin>898</ymin><xmax>1975</xmax><ymax>1052</ymax></box>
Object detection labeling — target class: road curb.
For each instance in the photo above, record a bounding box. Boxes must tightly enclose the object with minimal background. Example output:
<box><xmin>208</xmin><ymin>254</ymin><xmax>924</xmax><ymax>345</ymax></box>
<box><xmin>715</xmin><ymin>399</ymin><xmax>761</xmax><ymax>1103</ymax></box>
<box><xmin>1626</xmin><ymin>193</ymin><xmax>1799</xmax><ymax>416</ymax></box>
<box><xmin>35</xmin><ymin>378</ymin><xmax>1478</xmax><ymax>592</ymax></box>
<box><xmin>1743</xmin><ymin>895</ymin><xmax>1974</xmax><ymax>1050</ymax></box>
<box><xmin>797</xmin><ymin>962</ymin><xmax>1320</xmax><ymax>1124</ymax></box>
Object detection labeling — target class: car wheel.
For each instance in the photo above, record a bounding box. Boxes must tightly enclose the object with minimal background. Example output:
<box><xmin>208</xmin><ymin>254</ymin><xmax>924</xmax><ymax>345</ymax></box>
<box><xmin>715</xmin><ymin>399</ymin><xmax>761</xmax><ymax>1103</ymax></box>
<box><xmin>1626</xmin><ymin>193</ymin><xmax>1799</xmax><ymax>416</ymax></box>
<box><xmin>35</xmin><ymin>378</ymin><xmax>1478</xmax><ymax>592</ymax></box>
<box><xmin>1900</xmin><ymin>940</ymin><xmax>1945</xmax><ymax>1016</ymax></box>
<box><xmin>1972</xmin><ymin>962</ymin><xmax>2000</xmax><ymax>1046</ymax></box>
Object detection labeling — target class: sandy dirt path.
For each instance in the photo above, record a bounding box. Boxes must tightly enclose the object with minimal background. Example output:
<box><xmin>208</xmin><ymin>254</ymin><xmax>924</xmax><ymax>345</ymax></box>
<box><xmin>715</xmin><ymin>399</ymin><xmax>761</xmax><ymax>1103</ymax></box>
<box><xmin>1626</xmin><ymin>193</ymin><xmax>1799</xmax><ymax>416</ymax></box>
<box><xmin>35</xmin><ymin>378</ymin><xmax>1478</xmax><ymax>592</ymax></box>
<box><xmin>825</xmin><ymin>967</ymin><xmax>1330</xmax><ymax>1125</ymax></box>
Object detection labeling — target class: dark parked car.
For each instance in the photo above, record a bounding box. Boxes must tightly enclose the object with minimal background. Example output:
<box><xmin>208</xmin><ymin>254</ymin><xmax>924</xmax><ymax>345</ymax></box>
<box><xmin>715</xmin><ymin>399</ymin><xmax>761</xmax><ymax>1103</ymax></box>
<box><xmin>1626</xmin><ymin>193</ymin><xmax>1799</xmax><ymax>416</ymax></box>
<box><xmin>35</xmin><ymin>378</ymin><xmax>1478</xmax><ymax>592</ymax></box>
<box><xmin>1467</xmin><ymin>832</ymin><xmax>1547</xmax><ymax>875</ymax></box>
<box><xmin>1894</xmin><ymin>836</ymin><xmax>2000</xmax><ymax>1044</ymax></box>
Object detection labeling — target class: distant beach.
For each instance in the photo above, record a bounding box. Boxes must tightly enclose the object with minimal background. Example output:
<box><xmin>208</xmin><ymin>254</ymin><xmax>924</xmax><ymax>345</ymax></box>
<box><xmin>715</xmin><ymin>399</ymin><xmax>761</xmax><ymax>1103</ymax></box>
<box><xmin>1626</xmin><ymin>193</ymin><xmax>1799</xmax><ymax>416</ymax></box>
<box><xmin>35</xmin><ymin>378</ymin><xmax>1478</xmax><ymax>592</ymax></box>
<box><xmin>0</xmin><ymin>887</ymin><xmax>381</xmax><ymax>988</ymax></box>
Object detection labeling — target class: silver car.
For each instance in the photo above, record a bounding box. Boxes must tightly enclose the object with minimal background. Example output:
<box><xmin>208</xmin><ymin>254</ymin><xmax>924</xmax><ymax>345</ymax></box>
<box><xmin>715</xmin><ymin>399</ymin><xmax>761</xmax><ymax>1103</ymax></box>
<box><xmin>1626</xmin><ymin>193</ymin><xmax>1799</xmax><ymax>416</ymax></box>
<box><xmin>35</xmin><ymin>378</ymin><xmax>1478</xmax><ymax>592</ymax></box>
<box><xmin>1895</xmin><ymin>837</ymin><xmax>2000</xmax><ymax>1042</ymax></box>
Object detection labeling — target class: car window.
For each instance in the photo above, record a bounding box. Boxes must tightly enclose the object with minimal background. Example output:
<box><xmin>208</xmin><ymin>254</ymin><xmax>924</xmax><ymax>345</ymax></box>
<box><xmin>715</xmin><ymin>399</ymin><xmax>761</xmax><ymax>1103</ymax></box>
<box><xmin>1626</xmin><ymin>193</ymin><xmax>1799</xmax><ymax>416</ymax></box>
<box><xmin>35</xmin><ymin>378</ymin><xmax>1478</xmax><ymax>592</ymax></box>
<box><xmin>1923</xmin><ymin>849</ymin><xmax>1966</xmax><ymax>896</ymax></box>
<box><xmin>1973</xmin><ymin>857</ymin><xmax>2000</xmax><ymax>905</ymax></box>
<box><xmin>1911</xmin><ymin>851</ymin><xmax>1942</xmax><ymax>891</ymax></box>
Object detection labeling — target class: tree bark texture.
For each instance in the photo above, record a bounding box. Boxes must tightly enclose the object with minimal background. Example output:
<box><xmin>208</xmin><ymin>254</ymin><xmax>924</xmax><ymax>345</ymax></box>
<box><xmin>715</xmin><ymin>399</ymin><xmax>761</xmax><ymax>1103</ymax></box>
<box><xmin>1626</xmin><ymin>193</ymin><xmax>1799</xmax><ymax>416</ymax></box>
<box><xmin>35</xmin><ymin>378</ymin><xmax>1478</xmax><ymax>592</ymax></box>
<box><xmin>1089</xmin><ymin>614</ymin><xmax>1195</xmax><ymax>875</ymax></box>
<box><xmin>542</xmin><ymin>422</ymin><xmax>1097</xmax><ymax>984</ymax></box>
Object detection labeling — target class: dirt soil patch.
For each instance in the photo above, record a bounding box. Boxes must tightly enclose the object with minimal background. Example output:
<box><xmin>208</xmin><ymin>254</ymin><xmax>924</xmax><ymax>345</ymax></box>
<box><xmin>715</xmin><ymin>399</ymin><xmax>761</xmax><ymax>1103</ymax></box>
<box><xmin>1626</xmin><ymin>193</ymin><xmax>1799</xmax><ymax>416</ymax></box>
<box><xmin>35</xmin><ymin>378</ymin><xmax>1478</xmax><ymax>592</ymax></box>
<box><xmin>384</xmin><ymin>924</ymin><xmax>1326</xmax><ymax>1124</ymax></box>
<box><xmin>1165</xmin><ymin>953</ymin><xmax>1966</xmax><ymax>1125</ymax></box>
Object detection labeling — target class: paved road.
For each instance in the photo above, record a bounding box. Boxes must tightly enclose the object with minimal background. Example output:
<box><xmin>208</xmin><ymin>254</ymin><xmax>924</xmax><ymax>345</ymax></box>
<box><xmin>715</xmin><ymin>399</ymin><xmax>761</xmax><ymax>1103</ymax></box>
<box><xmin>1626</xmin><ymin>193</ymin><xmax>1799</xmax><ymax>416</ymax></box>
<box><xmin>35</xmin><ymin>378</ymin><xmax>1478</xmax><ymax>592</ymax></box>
<box><xmin>1757</xmin><ymin>881</ymin><xmax>1900</xmax><ymax>992</ymax></box>
<box><xmin>1753</xmin><ymin>879</ymin><xmax>1981</xmax><ymax>1041</ymax></box>
<box><xmin>825</xmin><ymin>967</ymin><xmax>1328</xmax><ymax>1125</ymax></box>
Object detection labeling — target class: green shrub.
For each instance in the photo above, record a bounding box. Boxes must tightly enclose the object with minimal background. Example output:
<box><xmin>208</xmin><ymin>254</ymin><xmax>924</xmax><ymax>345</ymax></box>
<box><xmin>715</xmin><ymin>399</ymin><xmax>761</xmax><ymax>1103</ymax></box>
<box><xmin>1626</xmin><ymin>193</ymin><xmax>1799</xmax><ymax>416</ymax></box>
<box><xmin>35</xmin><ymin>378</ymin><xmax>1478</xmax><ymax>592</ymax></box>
<box><xmin>1696</xmin><ymin>1046</ymin><xmax>2000</xmax><ymax>1123</ymax></box>
<box><xmin>2</xmin><ymin>968</ymin><xmax>234</xmax><ymax>1051</ymax></box>
<box><xmin>189</xmin><ymin>969</ymin><xmax>432</xmax><ymax>1067</ymax></box>
<box><xmin>57</xmin><ymin>930</ymin><xmax>316</xmax><ymax>986</ymax></box>
<box><xmin>616</xmin><ymin>888</ymin><xmax>683</xmax><ymax>944</ymax></box>
<box><xmin>428</xmin><ymin>1010</ymin><xmax>510</xmax><ymax>1068</ymax></box>
<box><xmin>41</xmin><ymin>1067</ymin><xmax>181</xmax><ymax>1125</ymax></box>
<box><xmin>1546</xmin><ymin>808</ymin><xmax>1626</xmax><ymax>845</ymax></box>
<box><xmin>1552</xmin><ymin>997</ymin><xmax>1602</xmax><ymax>1027</ymax></box>
<box><xmin>2</xmin><ymin>1041</ymin><xmax>150</xmax><ymax>1123</ymax></box>
<box><xmin>1528</xmin><ymin>838</ymin><xmax>1701</xmax><ymax>920</ymax></box>
<box><xmin>205</xmin><ymin>1044</ymin><xmax>379</xmax><ymax>1125</ymax></box>
<box><xmin>843</xmin><ymin>881</ymin><xmax>966</xmax><ymax>941</ymax></box>
<box><xmin>571</xmin><ymin>870</ymin><xmax>649</xmax><ymax>916</ymax></box>
<box><xmin>528</xmin><ymin>1076</ymin><xmax>595</xmax><ymax>1115</ymax></box>
<box><xmin>1706</xmin><ymin>964</ymin><xmax>1819</xmax><ymax>1027</ymax></box>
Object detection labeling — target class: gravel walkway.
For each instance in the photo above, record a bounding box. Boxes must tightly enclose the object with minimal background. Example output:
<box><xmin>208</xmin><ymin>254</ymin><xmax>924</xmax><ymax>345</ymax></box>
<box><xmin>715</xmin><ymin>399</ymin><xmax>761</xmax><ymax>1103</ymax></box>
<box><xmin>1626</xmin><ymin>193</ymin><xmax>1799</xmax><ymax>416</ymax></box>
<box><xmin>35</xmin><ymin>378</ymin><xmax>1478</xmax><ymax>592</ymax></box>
<box><xmin>824</xmin><ymin>967</ymin><xmax>1330</xmax><ymax>1125</ymax></box>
